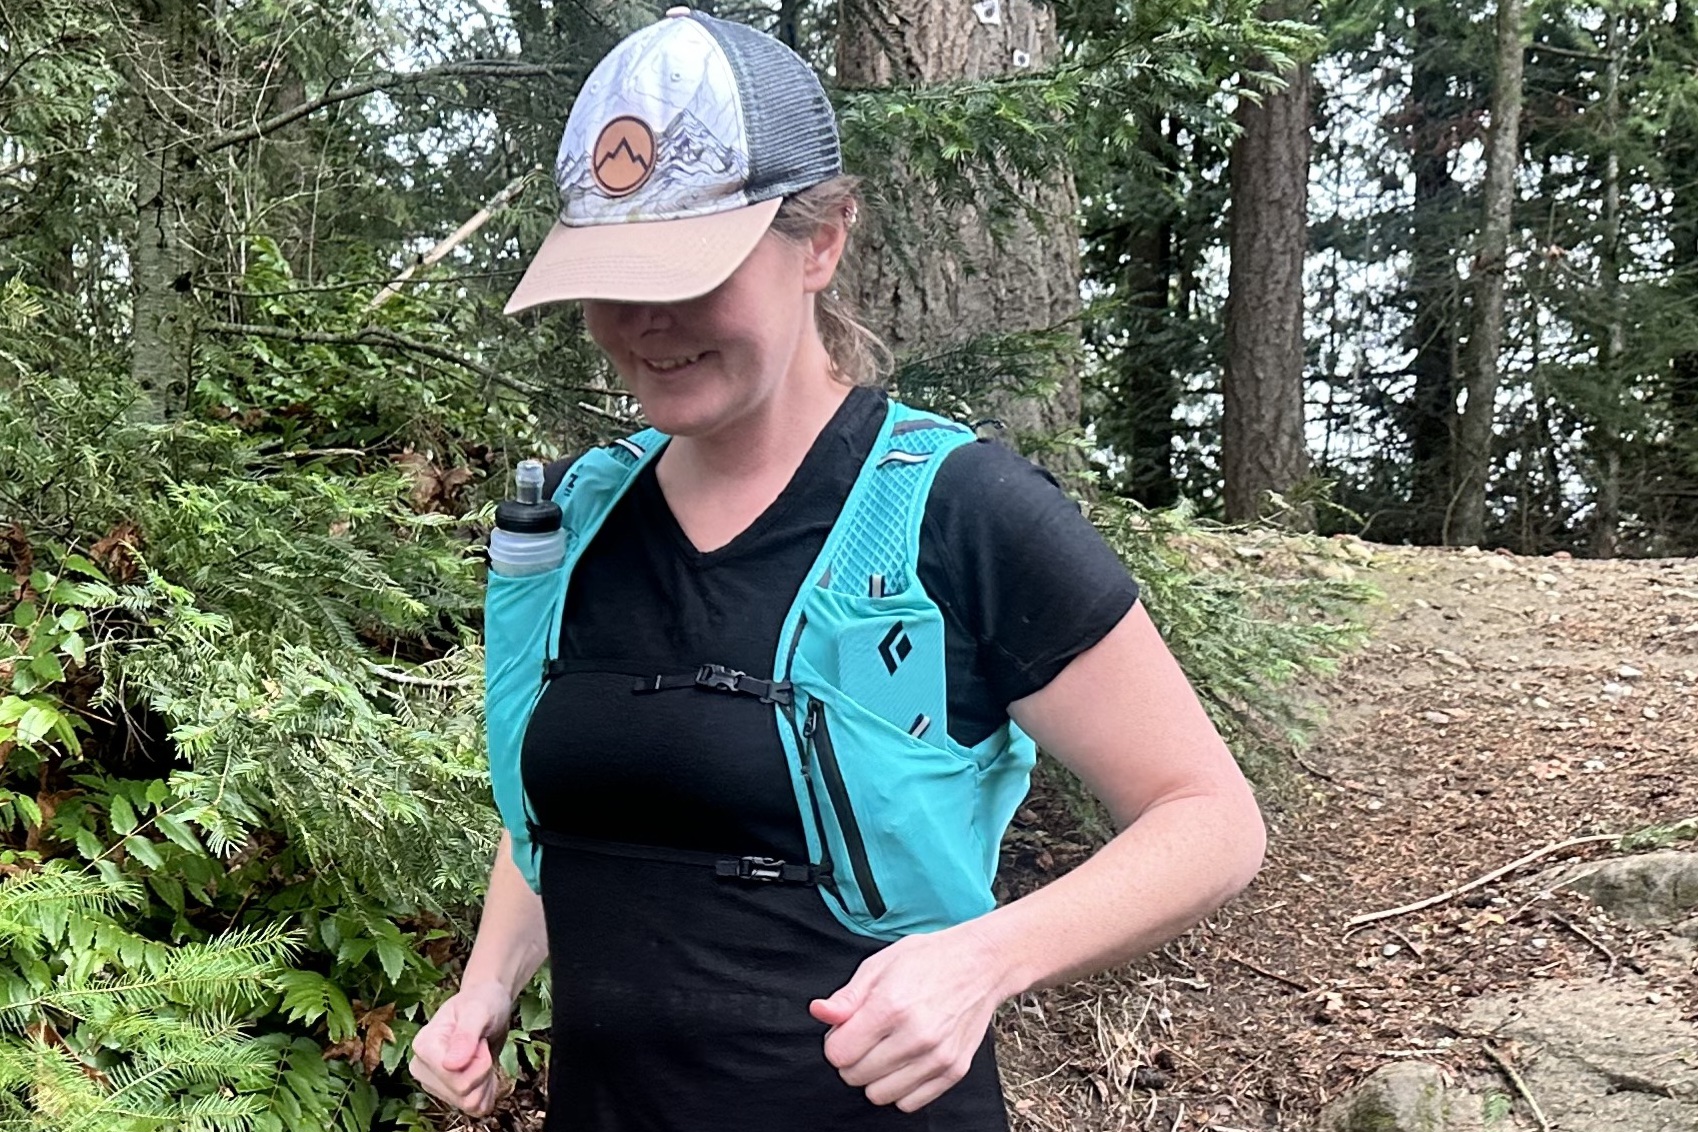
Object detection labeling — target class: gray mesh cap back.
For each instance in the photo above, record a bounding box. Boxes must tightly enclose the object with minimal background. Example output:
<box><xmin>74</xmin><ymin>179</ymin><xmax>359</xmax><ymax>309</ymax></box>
<box><xmin>504</xmin><ymin>6</ymin><xmax>843</xmax><ymax>312</ymax></box>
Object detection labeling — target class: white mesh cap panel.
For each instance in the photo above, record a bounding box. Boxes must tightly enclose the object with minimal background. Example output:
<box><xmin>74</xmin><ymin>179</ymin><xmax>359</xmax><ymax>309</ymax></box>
<box><xmin>555</xmin><ymin>17</ymin><xmax>752</xmax><ymax>225</ymax></box>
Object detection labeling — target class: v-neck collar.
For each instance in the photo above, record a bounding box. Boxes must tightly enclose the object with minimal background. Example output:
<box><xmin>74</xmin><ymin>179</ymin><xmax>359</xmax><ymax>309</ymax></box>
<box><xmin>639</xmin><ymin>387</ymin><xmax>887</xmax><ymax>567</ymax></box>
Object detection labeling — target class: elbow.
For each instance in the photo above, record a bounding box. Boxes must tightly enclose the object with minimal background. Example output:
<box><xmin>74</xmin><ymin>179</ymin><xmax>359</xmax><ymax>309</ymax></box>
<box><xmin>1223</xmin><ymin>784</ymin><xmax>1267</xmax><ymax>898</ymax></box>
<box><xmin>1237</xmin><ymin>801</ymin><xmax>1268</xmax><ymax>894</ymax></box>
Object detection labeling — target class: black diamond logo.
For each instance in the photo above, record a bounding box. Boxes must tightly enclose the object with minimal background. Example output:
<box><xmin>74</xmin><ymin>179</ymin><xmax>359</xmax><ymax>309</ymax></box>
<box><xmin>879</xmin><ymin>622</ymin><xmax>912</xmax><ymax>675</ymax></box>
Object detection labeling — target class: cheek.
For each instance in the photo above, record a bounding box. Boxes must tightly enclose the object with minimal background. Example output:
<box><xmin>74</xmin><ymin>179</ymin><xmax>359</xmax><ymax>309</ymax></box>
<box><xmin>580</xmin><ymin>305</ymin><xmax>618</xmax><ymax>352</ymax></box>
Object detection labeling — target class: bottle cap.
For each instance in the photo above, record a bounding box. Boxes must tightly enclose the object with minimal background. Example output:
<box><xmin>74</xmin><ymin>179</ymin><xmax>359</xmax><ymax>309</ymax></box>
<box><xmin>496</xmin><ymin>459</ymin><xmax>562</xmax><ymax>533</ymax></box>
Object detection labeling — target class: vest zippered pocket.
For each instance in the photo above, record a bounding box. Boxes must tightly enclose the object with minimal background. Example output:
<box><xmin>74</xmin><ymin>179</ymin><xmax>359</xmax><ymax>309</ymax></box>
<box><xmin>804</xmin><ymin>699</ymin><xmax>886</xmax><ymax>920</ymax></box>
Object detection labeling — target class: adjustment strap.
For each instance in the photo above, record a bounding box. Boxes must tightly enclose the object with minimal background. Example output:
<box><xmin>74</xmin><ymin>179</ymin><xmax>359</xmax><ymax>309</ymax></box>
<box><xmin>527</xmin><ymin>826</ymin><xmax>826</xmax><ymax>887</ymax></box>
<box><xmin>632</xmin><ymin>664</ymin><xmax>794</xmax><ymax>706</ymax></box>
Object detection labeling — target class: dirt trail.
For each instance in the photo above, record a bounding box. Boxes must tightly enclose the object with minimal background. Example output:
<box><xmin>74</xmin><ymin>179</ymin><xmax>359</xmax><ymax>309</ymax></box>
<box><xmin>1000</xmin><ymin>544</ymin><xmax>1698</xmax><ymax>1131</ymax></box>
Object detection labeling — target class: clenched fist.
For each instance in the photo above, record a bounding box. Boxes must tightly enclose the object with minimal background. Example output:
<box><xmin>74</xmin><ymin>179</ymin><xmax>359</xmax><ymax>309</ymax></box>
<box><xmin>409</xmin><ymin>981</ymin><xmax>514</xmax><ymax>1116</ymax></box>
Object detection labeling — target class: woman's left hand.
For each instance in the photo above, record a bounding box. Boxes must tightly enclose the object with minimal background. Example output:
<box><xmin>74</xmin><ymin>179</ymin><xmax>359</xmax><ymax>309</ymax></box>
<box><xmin>808</xmin><ymin>924</ymin><xmax>1013</xmax><ymax>1112</ymax></box>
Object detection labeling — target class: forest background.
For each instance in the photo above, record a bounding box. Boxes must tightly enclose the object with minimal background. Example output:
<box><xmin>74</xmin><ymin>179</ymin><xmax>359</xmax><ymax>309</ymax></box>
<box><xmin>1</xmin><ymin>0</ymin><xmax>1693</xmax><ymax>1127</ymax></box>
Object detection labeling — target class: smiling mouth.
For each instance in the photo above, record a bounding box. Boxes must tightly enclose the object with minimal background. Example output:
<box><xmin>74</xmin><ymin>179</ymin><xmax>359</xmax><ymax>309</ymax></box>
<box><xmin>642</xmin><ymin>352</ymin><xmax>708</xmax><ymax>375</ymax></box>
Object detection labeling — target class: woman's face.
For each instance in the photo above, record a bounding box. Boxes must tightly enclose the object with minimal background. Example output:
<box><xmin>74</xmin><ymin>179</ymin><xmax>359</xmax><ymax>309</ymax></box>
<box><xmin>581</xmin><ymin>223</ymin><xmax>844</xmax><ymax>439</ymax></box>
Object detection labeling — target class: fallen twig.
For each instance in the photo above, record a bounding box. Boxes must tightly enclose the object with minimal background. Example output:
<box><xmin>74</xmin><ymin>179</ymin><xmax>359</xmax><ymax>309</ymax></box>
<box><xmin>1543</xmin><ymin>910</ymin><xmax>1617</xmax><ymax>977</ymax></box>
<box><xmin>1226</xmin><ymin>955</ymin><xmax>1310</xmax><ymax>993</ymax></box>
<box><xmin>1483</xmin><ymin>1042</ymin><xmax>1552</xmax><ymax>1132</ymax></box>
<box><xmin>1343</xmin><ymin>921</ymin><xmax>1426</xmax><ymax>959</ymax></box>
<box><xmin>1291</xmin><ymin>749</ymin><xmax>1335</xmax><ymax>781</ymax></box>
<box><xmin>1345</xmin><ymin>833</ymin><xmax>1620</xmax><ymax>928</ymax></box>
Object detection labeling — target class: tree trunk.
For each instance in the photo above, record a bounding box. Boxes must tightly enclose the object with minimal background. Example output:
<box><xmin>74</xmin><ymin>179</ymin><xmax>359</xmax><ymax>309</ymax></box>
<box><xmin>1450</xmin><ymin>0</ymin><xmax>1526</xmax><ymax>546</ymax></box>
<box><xmin>1663</xmin><ymin>0</ymin><xmax>1698</xmax><ymax>549</ymax></box>
<box><xmin>1404</xmin><ymin>2</ymin><xmax>1465</xmax><ymax>543</ymax></box>
<box><xmin>1120</xmin><ymin>176</ymin><xmax>1181</xmax><ymax>508</ymax></box>
<box><xmin>1089</xmin><ymin>113</ymin><xmax>1182</xmax><ymax>507</ymax></box>
<box><xmin>1222</xmin><ymin>3</ymin><xmax>1313</xmax><ymax>527</ymax></box>
<box><xmin>1589</xmin><ymin>12</ymin><xmax>1625</xmax><ymax>558</ymax></box>
<box><xmin>836</xmin><ymin>0</ymin><xmax>1082</xmax><ymax>463</ymax></box>
<box><xmin>128</xmin><ymin>0</ymin><xmax>197</xmax><ymax>422</ymax></box>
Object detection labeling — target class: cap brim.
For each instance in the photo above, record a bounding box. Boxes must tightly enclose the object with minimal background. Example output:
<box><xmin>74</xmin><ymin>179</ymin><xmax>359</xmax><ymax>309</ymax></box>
<box><xmin>503</xmin><ymin>197</ymin><xmax>783</xmax><ymax>313</ymax></box>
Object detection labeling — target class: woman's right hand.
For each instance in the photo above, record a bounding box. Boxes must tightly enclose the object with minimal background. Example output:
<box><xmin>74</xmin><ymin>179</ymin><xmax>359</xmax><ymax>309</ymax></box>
<box><xmin>409</xmin><ymin>980</ymin><xmax>514</xmax><ymax>1116</ymax></box>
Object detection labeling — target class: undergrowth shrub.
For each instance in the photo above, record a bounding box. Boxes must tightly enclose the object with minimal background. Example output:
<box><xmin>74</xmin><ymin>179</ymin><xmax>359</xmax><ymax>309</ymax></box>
<box><xmin>0</xmin><ymin>281</ymin><xmax>550</xmax><ymax>1131</ymax></box>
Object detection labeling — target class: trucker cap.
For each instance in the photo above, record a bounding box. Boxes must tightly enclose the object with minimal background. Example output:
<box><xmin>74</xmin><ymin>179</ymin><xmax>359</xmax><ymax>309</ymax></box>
<box><xmin>504</xmin><ymin>7</ymin><xmax>842</xmax><ymax>313</ymax></box>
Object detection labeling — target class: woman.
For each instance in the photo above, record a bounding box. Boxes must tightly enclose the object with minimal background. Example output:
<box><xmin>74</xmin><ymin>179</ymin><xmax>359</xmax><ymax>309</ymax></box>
<box><xmin>410</xmin><ymin>9</ymin><xmax>1264</xmax><ymax>1129</ymax></box>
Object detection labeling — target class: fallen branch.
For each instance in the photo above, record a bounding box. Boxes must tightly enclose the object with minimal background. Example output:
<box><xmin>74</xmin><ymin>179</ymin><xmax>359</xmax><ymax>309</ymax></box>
<box><xmin>1345</xmin><ymin>833</ymin><xmax>1620</xmax><ymax>928</ymax></box>
<box><xmin>1483</xmin><ymin>1042</ymin><xmax>1552</xmax><ymax>1132</ymax></box>
<box><xmin>201</xmin><ymin>62</ymin><xmax>573</xmax><ymax>155</ymax></box>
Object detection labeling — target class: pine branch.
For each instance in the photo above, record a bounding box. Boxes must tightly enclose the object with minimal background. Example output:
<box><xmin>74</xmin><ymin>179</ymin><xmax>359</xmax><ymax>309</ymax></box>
<box><xmin>198</xmin><ymin>321</ymin><xmax>540</xmax><ymax>396</ymax></box>
<box><xmin>198</xmin><ymin>61</ymin><xmax>577</xmax><ymax>155</ymax></box>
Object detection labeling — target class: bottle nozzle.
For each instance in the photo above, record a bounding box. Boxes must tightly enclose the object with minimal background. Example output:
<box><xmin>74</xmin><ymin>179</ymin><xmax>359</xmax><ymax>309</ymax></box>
<box><xmin>515</xmin><ymin>459</ymin><xmax>545</xmax><ymax>505</ymax></box>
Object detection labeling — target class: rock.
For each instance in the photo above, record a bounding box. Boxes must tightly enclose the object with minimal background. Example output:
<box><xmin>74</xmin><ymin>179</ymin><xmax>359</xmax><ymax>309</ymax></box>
<box><xmin>1423</xmin><ymin>711</ymin><xmax>1453</xmax><ymax>725</ymax></box>
<box><xmin>1542</xmin><ymin>850</ymin><xmax>1698</xmax><ymax>925</ymax></box>
<box><xmin>1484</xmin><ymin>556</ymin><xmax>1514</xmax><ymax>573</ymax></box>
<box><xmin>1619</xmin><ymin>664</ymin><xmax>1644</xmax><ymax>679</ymax></box>
<box><xmin>1466</xmin><ymin>983</ymin><xmax>1698</xmax><ymax>1130</ymax></box>
<box><xmin>1603</xmin><ymin>681</ymin><xmax>1633</xmax><ymax>698</ymax></box>
<box><xmin>1321</xmin><ymin>1062</ymin><xmax>1484</xmax><ymax>1132</ymax></box>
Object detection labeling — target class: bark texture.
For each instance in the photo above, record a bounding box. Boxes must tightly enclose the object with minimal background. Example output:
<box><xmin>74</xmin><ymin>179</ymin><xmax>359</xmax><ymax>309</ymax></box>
<box><xmin>1222</xmin><ymin>11</ymin><xmax>1313</xmax><ymax>526</ymax></box>
<box><xmin>1404</xmin><ymin>3</ymin><xmax>1465</xmax><ymax>543</ymax></box>
<box><xmin>1451</xmin><ymin>0</ymin><xmax>1527</xmax><ymax>546</ymax></box>
<box><xmin>836</xmin><ymin>0</ymin><xmax>1081</xmax><ymax>456</ymax></box>
<box><xmin>128</xmin><ymin>0</ymin><xmax>197</xmax><ymax>422</ymax></box>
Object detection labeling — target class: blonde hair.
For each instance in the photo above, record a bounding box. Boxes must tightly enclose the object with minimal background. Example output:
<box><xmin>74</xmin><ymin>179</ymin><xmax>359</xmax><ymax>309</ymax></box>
<box><xmin>770</xmin><ymin>176</ymin><xmax>893</xmax><ymax>387</ymax></box>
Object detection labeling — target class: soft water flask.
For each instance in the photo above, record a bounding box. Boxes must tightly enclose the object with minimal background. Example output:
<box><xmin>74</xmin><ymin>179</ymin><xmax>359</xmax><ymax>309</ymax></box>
<box><xmin>489</xmin><ymin>459</ymin><xmax>565</xmax><ymax>577</ymax></box>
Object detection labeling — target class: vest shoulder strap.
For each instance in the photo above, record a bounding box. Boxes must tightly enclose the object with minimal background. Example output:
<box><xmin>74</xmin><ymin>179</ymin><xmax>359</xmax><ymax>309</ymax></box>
<box><xmin>552</xmin><ymin>428</ymin><xmax>668</xmax><ymax>554</ymax></box>
<box><xmin>819</xmin><ymin>401</ymin><xmax>975</xmax><ymax>596</ymax></box>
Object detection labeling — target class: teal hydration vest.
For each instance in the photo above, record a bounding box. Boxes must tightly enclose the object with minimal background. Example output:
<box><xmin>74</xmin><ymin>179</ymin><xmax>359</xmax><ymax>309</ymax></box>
<box><xmin>484</xmin><ymin>398</ymin><xmax>1039</xmax><ymax>941</ymax></box>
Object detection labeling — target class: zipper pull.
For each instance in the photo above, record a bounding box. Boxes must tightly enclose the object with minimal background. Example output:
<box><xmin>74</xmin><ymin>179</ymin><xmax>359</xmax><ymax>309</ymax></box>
<box><xmin>803</xmin><ymin>700</ymin><xmax>820</xmax><ymax>739</ymax></box>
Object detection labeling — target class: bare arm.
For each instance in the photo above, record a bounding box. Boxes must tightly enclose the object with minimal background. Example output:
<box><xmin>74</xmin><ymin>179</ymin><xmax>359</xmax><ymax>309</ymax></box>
<box><xmin>813</xmin><ymin>600</ymin><xmax>1265</xmax><ymax>1111</ymax></box>
<box><xmin>460</xmin><ymin>830</ymin><xmax>550</xmax><ymax>1003</ymax></box>
<box><xmin>975</xmin><ymin>599</ymin><xmax>1266</xmax><ymax>993</ymax></box>
<box><xmin>410</xmin><ymin>832</ymin><xmax>550</xmax><ymax>1115</ymax></box>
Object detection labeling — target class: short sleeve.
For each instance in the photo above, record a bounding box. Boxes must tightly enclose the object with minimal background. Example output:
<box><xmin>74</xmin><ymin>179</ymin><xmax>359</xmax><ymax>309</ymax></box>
<box><xmin>917</xmin><ymin>440</ymin><xmax>1139</xmax><ymax>716</ymax></box>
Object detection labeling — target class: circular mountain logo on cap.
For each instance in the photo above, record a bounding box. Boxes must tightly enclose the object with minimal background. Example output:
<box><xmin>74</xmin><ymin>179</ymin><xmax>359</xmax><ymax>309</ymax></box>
<box><xmin>591</xmin><ymin>116</ymin><xmax>656</xmax><ymax>197</ymax></box>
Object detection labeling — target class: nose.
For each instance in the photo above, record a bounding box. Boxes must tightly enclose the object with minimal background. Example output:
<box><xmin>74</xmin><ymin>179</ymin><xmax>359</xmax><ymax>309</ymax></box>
<box><xmin>613</xmin><ymin>301</ymin><xmax>674</xmax><ymax>334</ymax></box>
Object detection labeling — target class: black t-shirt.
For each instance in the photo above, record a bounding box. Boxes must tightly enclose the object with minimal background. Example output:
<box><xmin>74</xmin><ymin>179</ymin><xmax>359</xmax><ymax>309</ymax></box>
<box><xmin>523</xmin><ymin>387</ymin><xmax>1137</xmax><ymax>1131</ymax></box>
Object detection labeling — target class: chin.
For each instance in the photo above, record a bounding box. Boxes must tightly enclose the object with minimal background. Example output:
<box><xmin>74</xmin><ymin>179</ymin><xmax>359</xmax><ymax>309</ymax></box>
<box><xmin>632</xmin><ymin>384</ymin><xmax>742</xmax><ymax>439</ymax></box>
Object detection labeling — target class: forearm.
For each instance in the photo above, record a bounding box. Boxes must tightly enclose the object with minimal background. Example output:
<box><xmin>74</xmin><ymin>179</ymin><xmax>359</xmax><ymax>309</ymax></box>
<box><xmin>460</xmin><ymin>831</ymin><xmax>550</xmax><ymax>1005</ymax></box>
<box><xmin>970</xmin><ymin>788</ymin><xmax>1265</xmax><ymax>999</ymax></box>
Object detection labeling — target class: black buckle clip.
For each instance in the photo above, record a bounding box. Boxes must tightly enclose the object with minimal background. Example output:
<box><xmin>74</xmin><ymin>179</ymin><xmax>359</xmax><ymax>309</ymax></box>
<box><xmin>695</xmin><ymin>664</ymin><xmax>745</xmax><ymax>694</ymax></box>
<box><xmin>716</xmin><ymin>855</ymin><xmax>787</xmax><ymax>882</ymax></box>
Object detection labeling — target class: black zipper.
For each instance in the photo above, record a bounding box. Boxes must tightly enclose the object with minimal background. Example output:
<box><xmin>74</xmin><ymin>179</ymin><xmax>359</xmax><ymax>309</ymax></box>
<box><xmin>781</xmin><ymin>615</ymin><xmax>839</xmax><ymax>897</ymax></box>
<box><xmin>805</xmin><ymin>699</ymin><xmax>886</xmax><ymax>920</ymax></box>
